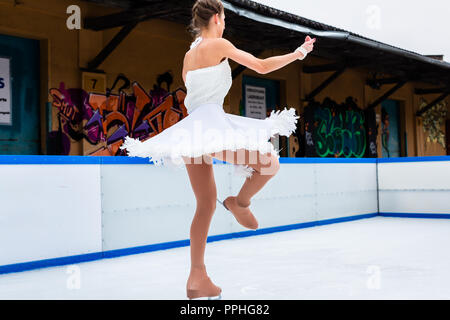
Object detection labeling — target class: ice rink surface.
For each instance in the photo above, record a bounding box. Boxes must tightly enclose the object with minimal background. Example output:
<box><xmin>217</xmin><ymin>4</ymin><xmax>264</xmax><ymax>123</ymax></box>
<box><xmin>1</xmin><ymin>216</ymin><xmax>449</xmax><ymax>300</ymax></box>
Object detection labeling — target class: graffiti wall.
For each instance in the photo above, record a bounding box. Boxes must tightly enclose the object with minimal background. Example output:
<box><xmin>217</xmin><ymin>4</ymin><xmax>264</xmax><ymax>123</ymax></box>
<box><xmin>302</xmin><ymin>97</ymin><xmax>378</xmax><ymax>158</ymax></box>
<box><xmin>48</xmin><ymin>77</ymin><xmax>378</xmax><ymax>159</ymax></box>
<box><xmin>48</xmin><ymin>73</ymin><xmax>187</xmax><ymax>156</ymax></box>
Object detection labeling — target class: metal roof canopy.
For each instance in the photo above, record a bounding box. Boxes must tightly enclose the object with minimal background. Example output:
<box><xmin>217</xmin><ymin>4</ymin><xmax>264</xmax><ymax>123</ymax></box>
<box><xmin>82</xmin><ymin>0</ymin><xmax>450</xmax><ymax>111</ymax></box>
<box><xmin>223</xmin><ymin>1</ymin><xmax>450</xmax><ymax>68</ymax></box>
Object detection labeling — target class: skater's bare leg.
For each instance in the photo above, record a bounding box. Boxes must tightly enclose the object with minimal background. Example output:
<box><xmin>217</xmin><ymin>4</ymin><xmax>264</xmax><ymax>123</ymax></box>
<box><xmin>211</xmin><ymin>149</ymin><xmax>280</xmax><ymax>206</ymax></box>
<box><xmin>183</xmin><ymin>155</ymin><xmax>221</xmax><ymax>297</ymax></box>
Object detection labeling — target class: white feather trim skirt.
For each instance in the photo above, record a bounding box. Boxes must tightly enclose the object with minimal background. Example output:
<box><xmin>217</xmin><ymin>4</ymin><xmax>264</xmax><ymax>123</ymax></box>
<box><xmin>119</xmin><ymin>103</ymin><xmax>299</xmax><ymax>177</ymax></box>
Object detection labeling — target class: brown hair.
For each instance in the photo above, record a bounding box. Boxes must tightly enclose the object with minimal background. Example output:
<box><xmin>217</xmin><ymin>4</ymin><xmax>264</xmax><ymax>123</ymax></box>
<box><xmin>187</xmin><ymin>0</ymin><xmax>224</xmax><ymax>39</ymax></box>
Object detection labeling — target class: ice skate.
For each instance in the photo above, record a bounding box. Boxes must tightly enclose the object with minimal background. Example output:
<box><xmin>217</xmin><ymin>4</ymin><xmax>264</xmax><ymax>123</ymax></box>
<box><xmin>218</xmin><ymin>196</ymin><xmax>259</xmax><ymax>230</ymax></box>
<box><xmin>186</xmin><ymin>275</ymin><xmax>222</xmax><ymax>300</ymax></box>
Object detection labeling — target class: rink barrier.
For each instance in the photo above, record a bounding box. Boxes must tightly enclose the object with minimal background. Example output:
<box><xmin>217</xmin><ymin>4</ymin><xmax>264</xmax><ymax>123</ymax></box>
<box><xmin>377</xmin><ymin>155</ymin><xmax>450</xmax><ymax>217</ymax></box>
<box><xmin>0</xmin><ymin>212</ymin><xmax>377</xmax><ymax>274</ymax></box>
<box><xmin>0</xmin><ymin>155</ymin><xmax>449</xmax><ymax>275</ymax></box>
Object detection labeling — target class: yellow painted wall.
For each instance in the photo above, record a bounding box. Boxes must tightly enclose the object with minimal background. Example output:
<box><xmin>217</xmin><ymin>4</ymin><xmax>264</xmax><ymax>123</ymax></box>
<box><xmin>0</xmin><ymin>0</ymin><xmax>119</xmax><ymax>155</ymax></box>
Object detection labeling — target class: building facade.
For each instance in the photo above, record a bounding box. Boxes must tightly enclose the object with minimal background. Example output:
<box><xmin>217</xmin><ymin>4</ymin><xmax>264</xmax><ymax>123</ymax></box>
<box><xmin>0</xmin><ymin>0</ymin><xmax>448</xmax><ymax>158</ymax></box>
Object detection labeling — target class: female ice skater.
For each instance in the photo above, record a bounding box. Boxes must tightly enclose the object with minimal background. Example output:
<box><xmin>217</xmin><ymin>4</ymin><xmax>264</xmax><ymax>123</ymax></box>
<box><xmin>120</xmin><ymin>0</ymin><xmax>315</xmax><ymax>300</ymax></box>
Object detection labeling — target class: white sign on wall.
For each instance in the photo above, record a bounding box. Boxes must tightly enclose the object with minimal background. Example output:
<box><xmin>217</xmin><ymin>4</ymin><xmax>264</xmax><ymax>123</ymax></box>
<box><xmin>245</xmin><ymin>85</ymin><xmax>266</xmax><ymax>119</ymax></box>
<box><xmin>0</xmin><ymin>57</ymin><xmax>12</xmax><ymax>126</ymax></box>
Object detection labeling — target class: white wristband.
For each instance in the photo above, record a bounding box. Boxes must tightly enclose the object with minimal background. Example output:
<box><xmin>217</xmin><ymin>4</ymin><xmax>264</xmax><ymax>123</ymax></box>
<box><xmin>295</xmin><ymin>46</ymin><xmax>308</xmax><ymax>60</ymax></box>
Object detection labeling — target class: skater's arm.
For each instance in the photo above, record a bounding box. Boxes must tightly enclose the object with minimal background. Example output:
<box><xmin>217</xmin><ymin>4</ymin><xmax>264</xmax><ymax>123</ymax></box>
<box><xmin>220</xmin><ymin>36</ymin><xmax>316</xmax><ymax>74</ymax></box>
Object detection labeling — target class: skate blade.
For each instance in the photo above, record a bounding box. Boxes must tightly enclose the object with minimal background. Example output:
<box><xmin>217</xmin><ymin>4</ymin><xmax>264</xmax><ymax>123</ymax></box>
<box><xmin>216</xmin><ymin>198</ymin><xmax>228</xmax><ymax>211</ymax></box>
<box><xmin>188</xmin><ymin>293</ymin><xmax>222</xmax><ymax>300</ymax></box>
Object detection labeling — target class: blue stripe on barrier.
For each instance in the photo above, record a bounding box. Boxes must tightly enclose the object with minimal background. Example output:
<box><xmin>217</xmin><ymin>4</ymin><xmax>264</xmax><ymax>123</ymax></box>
<box><xmin>379</xmin><ymin>212</ymin><xmax>450</xmax><ymax>219</ymax></box>
<box><xmin>279</xmin><ymin>157</ymin><xmax>378</xmax><ymax>164</ymax></box>
<box><xmin>3</xmin><ymin>155</ymin><xmax>449</xmax><ymax>165</ymax></box>
<box><xmin>0</xmin><ymin>213</ymin><xmax>377</xmax><ymax>275</ymax></box>
<box><xmin>102</xmin><ymin>239</ymin><xmax>191</xmax><ymax>258</ymax></box>
<box><xmin>1</xmin><ymin>155</ymin><xmax>449</xmax><ymax>165</ymax></box>
<box><xmin>0</xmin><ymin>155</ymin><xmax>382</xmax><ymax>165</ymax></box>
<box><xmin>207</xmin><ymin>213</ymin><xmax>378</xmax><ymax>242</ymax></box>
<box><xmin>0</xmin><ymin>252</ymin><xmax>102</xmax><ymax>275</ymax></box>
<box><xmin>99</xmin><ymin>156</ymin><xmax>151</xmax><ymax>164</ymax></box>
<box><xmin>377</xmin><ymin>155</ymin><xmax>450</xmax><ymax>163</ymax></box>
<box><xmin>0</xmin><ymin>155</ymin><xmax>102</xmax><ymax>164</ymax></box>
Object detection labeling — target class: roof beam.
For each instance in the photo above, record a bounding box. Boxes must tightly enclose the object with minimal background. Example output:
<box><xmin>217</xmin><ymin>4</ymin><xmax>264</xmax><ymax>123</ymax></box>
<box><xmin>87</xmin><ymin>21</ymin><xmax>138</xmax><ymax>70</ymax></box>
<box><xmin>416</xmin><ymin>92</ymin><xmax>449</xmax><ymax>117</ymax></box>
<box><xmin>83</xmin><ymin>2</ymin><xmax>185</xmax><ymax>70</ymax></box>
<box><xmin>303</xmin><ymin>66</ymin><xmax>346</xmax><ymax>102</ymax></box>
<box><xmin>367</xmin><ymin>81</ymin><xmax>407</xmax><ymax>110</ymax></box>
<box><xmin>303</xmin><ymin>62</ymin><xmax>346</xmax><ymax>74</ymax></box>
<box><xmin>366</xmin><ymin>76</ymin><xmax>408</xmax><ymax>89</ymax></box>
<box><xmin>302</xmin><ymin>58</ymin><xmax>368</xmax><ymax>74</ymax></box>
<box><xmin>82</xmin><ymin>0</ymin><xmax>134</xmax><ymax>9</ymax></box>
<box><xmin>84</xmin><ymin>6</ymin><xmax>182</xmax><ymax>30</ymax></box>
<box><xmin>414</xmin><ymin>87</ymin><xmax>450</xmax><ymax>95</ymax></box>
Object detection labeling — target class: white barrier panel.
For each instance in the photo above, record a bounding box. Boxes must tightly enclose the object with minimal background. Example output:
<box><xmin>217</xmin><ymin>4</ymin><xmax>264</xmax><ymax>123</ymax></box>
<box><xmin>378</xmin><ymin>158</ymin><xmax>450</xmax><ymax>214</ymax></box>
<box><xmin>316</xmin><ymin>163</ymin><xmax>378</xmax><ymax>220</ymax></box>
<box><xmin>0</xmin><ymin>163</ymin><xmax>103</xmax><ymax>267</ymax></box>
<box><xmin>101</xmin><ymin>160</ymin><xmax>378</xmax><ymax>252</ymax></box>
<box><xmin>229</xmin><ymin>162</ymin><xmax>317</xmax><ymax>232</ymax></box>
<box><xmin>101</xmin><ymin>163</ymin><xmax>241</xmax><ymax>252</ymax></box>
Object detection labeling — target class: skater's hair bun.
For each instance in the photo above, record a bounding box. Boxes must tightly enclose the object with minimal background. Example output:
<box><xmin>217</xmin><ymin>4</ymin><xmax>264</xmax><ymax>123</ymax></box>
<box><xmin>187</xmin><ymin>0</ymin><xmax>224</xmax><ymax>39</ymax></box>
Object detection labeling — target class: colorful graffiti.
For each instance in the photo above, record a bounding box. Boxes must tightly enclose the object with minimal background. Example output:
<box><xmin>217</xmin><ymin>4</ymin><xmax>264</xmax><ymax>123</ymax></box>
<box><xmin>303</xmin><ymin>97</ymin><xmax>378</xmax><ymax>158</ymax></box>
<box><xmin>48</xmin><ymin>73</ymin><xmax>187</xmax><ymax>156</ymax></box>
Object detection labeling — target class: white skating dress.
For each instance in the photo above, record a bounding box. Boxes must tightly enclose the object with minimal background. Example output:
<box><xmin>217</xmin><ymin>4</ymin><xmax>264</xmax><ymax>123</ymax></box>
<box><xmin>119</xmin><ymin>36</ymin><xmax>299</xmax><ymax>177</ymax></box>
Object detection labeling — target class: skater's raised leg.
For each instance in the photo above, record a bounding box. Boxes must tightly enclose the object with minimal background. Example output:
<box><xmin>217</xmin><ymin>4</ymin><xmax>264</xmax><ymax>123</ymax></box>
<box><xmin>211</xmin><ymin>149</ymin><xmax>280</xmax><ymax>229</ymax></box>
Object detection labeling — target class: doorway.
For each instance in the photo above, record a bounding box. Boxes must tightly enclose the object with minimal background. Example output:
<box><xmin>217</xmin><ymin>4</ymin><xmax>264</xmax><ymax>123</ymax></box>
<box><xmin>0</xmin><ymin>33</ymin><xmax>41</xmax><ymax>155</ymax></box>
<box><xmin>381</xmin><ymin>99</ymin><xmax>401</xmax><ymax>158</ymax></box>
